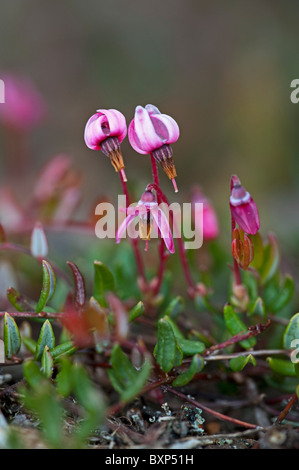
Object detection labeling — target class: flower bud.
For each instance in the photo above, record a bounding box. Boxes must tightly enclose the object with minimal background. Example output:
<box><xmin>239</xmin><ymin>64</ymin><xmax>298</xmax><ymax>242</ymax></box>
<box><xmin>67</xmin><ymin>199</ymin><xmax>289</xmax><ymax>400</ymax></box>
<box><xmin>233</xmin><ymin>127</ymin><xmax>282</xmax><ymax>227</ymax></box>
<box><xmin>191</xmin><ymin>187</ymin><xmax>219</xmax><ymax>241</ymax></box>
<box><xmin>230</xmin><ymin>175</ymin><xmax>260</xmax><ymax>235</ymax></box>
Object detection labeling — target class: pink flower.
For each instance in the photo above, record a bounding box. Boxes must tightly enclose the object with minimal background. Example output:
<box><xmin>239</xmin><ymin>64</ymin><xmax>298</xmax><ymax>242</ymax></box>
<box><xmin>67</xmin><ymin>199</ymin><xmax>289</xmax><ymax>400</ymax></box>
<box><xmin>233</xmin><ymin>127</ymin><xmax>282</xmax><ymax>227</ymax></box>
<box><xmin>116</xmin><ymin>190</ymin><xmax>175</xmax><ymax>253</ymax></box>
<box><xmin>84</xmin><ymin>109</ymin><xmax>127</xmax><ymax>150</ymax></box>
<box><xmin>0</xmin><ymin>73</ymin><xmax>45</xmax><ymax>131</ymax></box>
<box><xmin>128</xmin><ymin>105</ymin><xmax>180</xmax><ymax>191</ymax></box>
<box><xmin>229</xmin><ymin>175</ymin><xmax>260</xmax><ymax>235</ymax></box>
<box><xmin>84</xmin><ymin>109</ymin><xmax>127</xmax><ymax>181</ymax></box>
<box><xmin>191</xmin><ymin>187</ymin><xmax>219</xmax><ymax>241</ymax></box>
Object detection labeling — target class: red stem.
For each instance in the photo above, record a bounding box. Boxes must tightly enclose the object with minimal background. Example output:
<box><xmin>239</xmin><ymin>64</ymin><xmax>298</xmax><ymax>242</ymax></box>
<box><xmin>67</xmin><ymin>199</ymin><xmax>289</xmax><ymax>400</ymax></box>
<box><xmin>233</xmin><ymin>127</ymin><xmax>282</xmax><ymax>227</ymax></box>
<box><xmin>150</xmin><ymin>155</ymin><xmax>167</xmax><ymax>295</ymax></box>
<box><xmin>147</xmin><ymin>179</ymin><xmax>197</xmax><ymax>296</ymax></box>
<box><xmin>119</xmin><ymin>173</ymin><xmax>146</xmax><ymax>283</ymax></box>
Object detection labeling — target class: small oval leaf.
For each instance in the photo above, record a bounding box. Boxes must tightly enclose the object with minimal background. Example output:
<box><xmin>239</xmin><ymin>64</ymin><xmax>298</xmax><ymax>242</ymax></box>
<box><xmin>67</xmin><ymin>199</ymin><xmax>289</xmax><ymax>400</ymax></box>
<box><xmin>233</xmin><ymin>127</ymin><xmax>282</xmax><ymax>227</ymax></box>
<box><xmin>173</xmin><ymin>354</ymin><xmax>204</xmax><ymax>387</ymax></box>
<box><xmin>36</xmin><ymin>260</ymin><xmax>56</xmax><ymax>313</ymax></box>
<box><xmin>129</xmin><ymin>301</ymin><xmax>145</xmax><ymax>322</ymax></box>
<box><xmin>176</xmin><ymin>338</ymin><xmax>205</xmax><ymax>356</ymax></box>
<box><xmin>41</xmin><ymin>345</ymin><xmax>54</xmax><ymax>378</ymax></box>
<box><xmin>3</xmin><ymin>313</ymin><xmax>21</xmax><ymax>359</ymax></box>
<box><xmin>93</xmin><ymin>261</ymin><xmax>115</xmax><ymax>307</ymax></box>
<box><xmin>229</xmin><ymin>354</ymin><xmax>256</xmax><ymax>372</ymax></box>
<box><xmin>267</xmin><ymin>357</ymin><xmax>296</xmax><ymax>377</ymax></box>
<box><xmin>223</xmin><ymin>304</ymin><xmax>256</xmax><ymax>349</ymax></box>
<box><xmin>35</xmin><ymin>320</ymin><xmax>55</xmax><ymax>361</ymax></box>
<box><xmin>283</xmin><ymin>313</ymin><xmax>299</xmax><ymax>350</ymax></box>
<box><xmin>164</xmin><ymin>296</ymin><xmax>185</xmax><ymax>318</ymax></box>
<box><xmin>155</xmin><ymin>317</ymin><xmax>177</xmax><ymax>373</ymax></box>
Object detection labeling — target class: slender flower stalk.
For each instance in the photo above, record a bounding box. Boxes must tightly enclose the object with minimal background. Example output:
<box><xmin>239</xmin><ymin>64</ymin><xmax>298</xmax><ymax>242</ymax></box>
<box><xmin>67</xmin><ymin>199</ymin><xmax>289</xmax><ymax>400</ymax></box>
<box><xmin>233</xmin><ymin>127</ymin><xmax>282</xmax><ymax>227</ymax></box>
<box><xmin>118</xmin><ymin>173</ymin><xmax>146</xmax><ymax>284</ymax></box>
<box><xmin>146</xmin><ymin>179</ymin><xmax>198</xmax><ymax>298</ymax></box>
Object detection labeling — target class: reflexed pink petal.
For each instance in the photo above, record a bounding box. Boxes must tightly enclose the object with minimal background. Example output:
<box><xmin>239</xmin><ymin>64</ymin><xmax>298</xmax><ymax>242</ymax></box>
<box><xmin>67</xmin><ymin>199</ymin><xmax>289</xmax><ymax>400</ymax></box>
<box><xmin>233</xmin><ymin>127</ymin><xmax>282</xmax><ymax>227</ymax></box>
<box><xmin>151</xmin><ymin>206</ymin><xmax>175</xmax><ymax>254</ymax></box>
<box><xmin>116</xmin><ymin>213</ymin><xmax>136</xmax><ymax>243</ymax></box>
<box><xmin>129</xmin><ymin>105</ymin><xmax>180</xmax><ymax>155</ymax></box>
<box><xmin>84</xmin><ymin>113</ymin><xmax>107</xmax><ymax>150</ymax></box>
<box><xmin>84</xmin><ymin>109</ymin><xmax>127</xmax><ymax>150</ymax></box>
<box><xmin>128</xmin><ymin>119</ymin><xmax>147</xmax><ymax>154</ymax></box>
<box><xmin>145</xmin><ymin>104</ymin><xmax>161</xmax><ymax>115</ymax></box>
<box><xmin>151</xmin><ymin>113</ymin><xmax>180</xmax><ymax>143</ymax></box>
<box><xmin>132</xmin><ymin>106</ymin><xmax>165</xmax><ymax>153</ymax></box>
<box><xmin>96</xmin><ymin>109</ymin><xmax>127</xmax><ymax>143</ymax></box>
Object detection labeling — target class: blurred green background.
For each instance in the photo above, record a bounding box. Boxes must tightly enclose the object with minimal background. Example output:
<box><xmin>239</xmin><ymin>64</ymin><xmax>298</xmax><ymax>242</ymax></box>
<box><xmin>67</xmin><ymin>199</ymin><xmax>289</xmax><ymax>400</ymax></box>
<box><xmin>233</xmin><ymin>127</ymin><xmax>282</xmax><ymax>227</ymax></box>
<box><xmin>0</xmin><ymin>0</ymin><xmax>299</xmax><ymax>262</ymax></box>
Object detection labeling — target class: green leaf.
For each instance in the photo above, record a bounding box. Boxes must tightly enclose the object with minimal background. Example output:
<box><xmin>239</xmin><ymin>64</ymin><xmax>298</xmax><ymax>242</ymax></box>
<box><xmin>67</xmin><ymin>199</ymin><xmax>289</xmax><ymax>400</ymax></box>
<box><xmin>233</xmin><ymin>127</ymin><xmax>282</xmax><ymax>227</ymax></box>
<box><xmin>108</xmin><ymin>344</ymin><xmax>151</xmax><ymax>402</ymax></box>
<box><xmin>55</xmin><ymin>357</ymin><xmax>74</xmax><ymax>397</ymax></box>
<box><xmin>35</xmin><ymin>320</ymin><xmax>55</xmax><ymax>361</ymax></box>
<box><xmin>248</xmin><ymin>297</ymin><xmax>266</xmax><ymax>318</ymax></box>
<box><xmin>7</xmin><ymin>287</ymin><xmax>33</xmax><ymax>312</ymax></box>
<box><xmin>22</xmin><ymin>336</ymin><xmax>37</xmax><ymax>354</ymax></box>
<box><xmin>259</xmin><ymin>233</ymin><xmax>280</xmax><ymax>285</ymax></box>
<box><xmin>270</xmin><ymin>275</ymin><xmax>294</xmax><ymax>313</ymax></box>
<box><xmin>165</xmin><ymin>316</ymin><xmax>185</xmax><ymax>340</ymax></box>
<box><xmin>248</xmin><ymin>232</ymin><xmax>264</xmax><ymax>269</ymax></box>
<box><xmin>176</xmin><ymin>338</ymin><xmax>206</xmax><ymax>356</ymax></box>
<box><xmin>173</xmin><ymin>355</ymin><xmax>204</xmax><ymax>387</ymax></box>
<box><xmin>93</xmin><ymin>261</ymin><xmax>115</xmax><ymax>307</ymax></box>
<box><xmin>20</xmin><ymin>366</ymin><xmax>64</xmax><ymax>448</ymax></box>
<box><xmin>154</xmin><ymin>317</ymin><xmax>177</xmax><ymax>373</ymax></box>
<box><xmin>229</xmin><ymin>354</ymin><xmax>256</xmax><ymax>372</ymax></box>
<box><xmin>243</xmin><ymin>271</ymin><xmax>258</xmax><ymax>302</ymax></box>
<box><xmin>164</xmin><ymin>296</ymin><xmax>185</xmax><ymax>318</ymax></box>
<box><xmin>173</xmin><ymin>343</ymin><xmax>183</xmax><ymax>367</ymax></box>
<box><xmin>50</xmin><ymin>341</ymin><xmax>77</xmax><ymax>360</ymax></box>
<box><xmin>283</xmin><ymin>313</ymin><xmax>299</xmax><ymax>350</ymax></box>
<box><xmin>3</xmin><ymin>313</ymin><xmax>21</xmax><ymax>359</ymax></box>
<box><xmin>23</xmin><ymin>359</ymin><xmax>46</xmax><ymax>389</ymax></box>
<box><xmin>223</xmin><ymin>304</ymin><xmax>256</xmax><ymax>349</ymax></box>
<box><xmin>267</xmin><ymin>357</ymin><xmax>296</xmax><ymax>377</ymax></box>
<box><xmin>41</xmin><ymin>346</ymin><xmax>54</xmax><ymax>378</ymax></box>
<box><xmin>129</xmin><ymin>301</ymin><xmax>145</xmax><ymax>322</ymax></box>
<box><xmin>36</xmin><ymin>260</ymin><xmax>56</xmax><ymax>313</ymax></box>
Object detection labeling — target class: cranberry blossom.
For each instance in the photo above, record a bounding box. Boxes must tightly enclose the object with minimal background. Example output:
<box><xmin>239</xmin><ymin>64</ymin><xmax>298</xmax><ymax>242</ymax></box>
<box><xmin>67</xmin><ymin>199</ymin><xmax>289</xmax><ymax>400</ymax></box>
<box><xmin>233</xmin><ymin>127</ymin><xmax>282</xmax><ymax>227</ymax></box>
<box><xmin>128</xmin><ymin>105</ymin><xmax>180</xmax><ymax>192</ymax></box>
<box><xmin>116</xmin><ymin>190</ymin><xmax>175</xmax><ymax>253</ymax></box>
<box><xmin>84</xmin><ymin>109</ymin><xmax>127</xmax><ymax>181</ymax></box>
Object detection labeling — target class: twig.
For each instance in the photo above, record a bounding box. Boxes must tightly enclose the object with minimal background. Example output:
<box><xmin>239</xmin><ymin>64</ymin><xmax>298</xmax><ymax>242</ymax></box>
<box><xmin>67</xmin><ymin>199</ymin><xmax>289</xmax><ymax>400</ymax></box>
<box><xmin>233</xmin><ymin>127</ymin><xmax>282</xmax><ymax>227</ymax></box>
<box><xmin>0</xmin><ymin>311</ymin><xmax>65</xmax><ymax>319</ymax></box>
<box><xmin>204</xmin><ymin>320</ymin><xmax>271</xmax><ymax>355</ymax></box>
<box><xmin>202</xmin><ymin>349</ymin><xmax>290</xmax><ymax>362</ymax></box>
<box><xmin>275</xmin><ymin>393</ymin><xmax>298</xmax><ymax>425</ymax></box>
<box><xmin>162</xmin><ymin>385</ymin><xmax>261</xmax><ymax>430</ymax></box>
